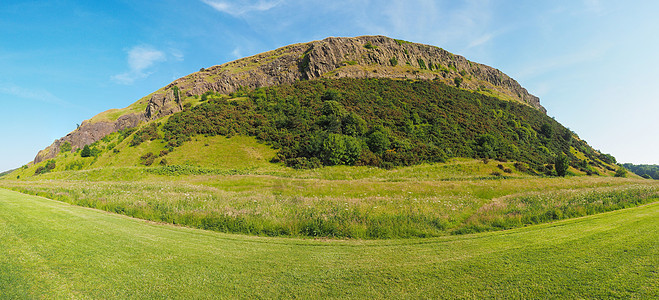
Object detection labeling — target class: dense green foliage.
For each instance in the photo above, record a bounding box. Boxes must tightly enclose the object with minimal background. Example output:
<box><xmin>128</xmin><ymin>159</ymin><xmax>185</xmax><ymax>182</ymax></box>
<box><xmin>130</xmin><ymin>122</ymin><xmax>161</xmax><ymax>147</ymax></box>
<box><xmin>59</xmin><ymin>141</ymin><xmax>72</xmax><ymax>153</ymax></box>
<box><xmin>623</xmin><ymin>163</ymin><xmax>659</xmax><ymax>179</ymax></box>
<box><xmin>80</xmin><ymin>144</ymin><xmax>101</xmax><ymax>158</ymax></box>
<box><xmin>34</xmin><ymin>160</ymin><xmax>56</xmax><ymax>175</ymax></box>
<box><xmin>162</xmin><ymin>78</ymin><xmax>608</xmax><ymax>173</ymax></box>
<box><xmin>80</xmin><ymin>145</ymin><xmax>92</xmax><ymax>157</ymax></box>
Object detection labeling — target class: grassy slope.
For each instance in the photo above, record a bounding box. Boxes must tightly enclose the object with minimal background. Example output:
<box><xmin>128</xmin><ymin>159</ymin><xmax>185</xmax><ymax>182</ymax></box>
<box><xmin>1</xmin><ymin>188</ymin><xmax>656</xmax><ymax>298</ymax></box>
<box><xmin>10</xmin><ymin>132</ymin><xmax>620</xmax><ymax>181</ymax></box>
<box><xmin>3</xmin><ymin>133</ymin><xmax>656</xmax><ymax>239</ymax></box>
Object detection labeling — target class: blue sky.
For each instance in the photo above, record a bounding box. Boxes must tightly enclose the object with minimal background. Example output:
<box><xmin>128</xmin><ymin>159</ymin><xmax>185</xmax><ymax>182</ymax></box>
<box><xmin>1</xmin><ymin>0</ymin><xmax>658</xmax><ymax>172</ymax></box>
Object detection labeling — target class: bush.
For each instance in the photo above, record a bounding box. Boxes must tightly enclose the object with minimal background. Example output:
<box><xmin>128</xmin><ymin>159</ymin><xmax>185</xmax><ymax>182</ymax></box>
<box><xmin>363</xmin><ymin>42</ymin><xmax>377</xmax><ymax>49</ymax></box>
<box><xmin>614</xmin><ymin>168</ymin><xmax>627</xmax><ymax>178</ymax></box>
<box><xmin>60</xmin><ymin>142</ymin><xmax>72</xmax><ymax>153</ymax></box>
<box><xmin>81</xmin><ymin>145</ymin><xmax>92</xmax><ymax>157</ymax></box>
<box><xmin>454</xmin><ymin>77</ymin><xmax>463</xmax><ymax>88</ymax></box>
<box><xmin>34</xmin><ymin>160</ymin><xmax>56</xmax><ymax>175</ymax></box>
<box><xmin>320</xmin><ymin>134</ymin><xmax>362</xmax><ymax>165</ymax></box>
<box><xmin>417</xmin><ymin>58</ymin><xmax>427</xmax><ymax>69</ymax></box>
<box><xmin>286</xmin><ymin>157</ymin><xmax>322</xmax><ymax>169</ymax></box>
<box><xmin>131</xmin><ymin>123</ymin><xmax>161</xmax><ymax>147</ymax></box>
<box><xmin>367</xmin><ymin>130</ymin><xmax>390</xmax><ymax>153</ymax></box>
<box><xmin>140</xmin><ymin>152</ymin><xmax>156</xmax><ymax>166</ymax></box>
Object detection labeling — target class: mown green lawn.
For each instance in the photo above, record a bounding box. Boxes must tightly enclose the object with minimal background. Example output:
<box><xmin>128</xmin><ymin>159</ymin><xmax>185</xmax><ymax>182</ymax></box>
<box><xmin>1</xmin><ymin>188</ymin><xmax>656</xmax><ymax>298</ymax></box>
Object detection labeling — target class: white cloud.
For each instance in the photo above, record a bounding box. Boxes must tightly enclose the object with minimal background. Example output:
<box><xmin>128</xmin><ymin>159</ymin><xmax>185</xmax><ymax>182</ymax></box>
<box><xmin>201</xmin><ymin>0</ymin><xmax>281</xmax><ymax>16</ymax></box>
<box><xmin>112</xmin><ymin>45</ymin><xmax>174</xmax><ymax>85</ymax></box>
<box><xmin>0</xmin><ymin>83</ymin><xmax>69</xmax><ymax>106</ymax></box>
<box><xmin>231</xmin><ymin>47</ymin><xmax>242</xmax><ymax>59</ymax></box>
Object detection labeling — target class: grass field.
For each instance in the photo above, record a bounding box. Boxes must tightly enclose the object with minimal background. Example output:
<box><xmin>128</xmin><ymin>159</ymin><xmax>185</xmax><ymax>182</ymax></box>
<box><xmin>2</xmin><ymin>161</ymin><xmax>657</xmax><ymax>239</ymax></box>
<box><xmin>0</xmin><ymin>188</ymin><xmax>656</xmax><ymax>298</ymax></box>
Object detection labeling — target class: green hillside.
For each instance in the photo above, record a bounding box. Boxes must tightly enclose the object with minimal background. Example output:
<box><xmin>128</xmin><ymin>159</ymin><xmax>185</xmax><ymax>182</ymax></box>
<box><xmin>1</xmin><ymin>189</ymin><xmax>656</xmax><ymax>298</ymax></box>
<box><xmin>4</xmin><ymin>77</ymin><xmax>654</xmax><ymax>239</ymax></box>
<box><xmin>15</xmin><ymin>78</ymin><xmax>618</xmax><ymax>178</ymax></box>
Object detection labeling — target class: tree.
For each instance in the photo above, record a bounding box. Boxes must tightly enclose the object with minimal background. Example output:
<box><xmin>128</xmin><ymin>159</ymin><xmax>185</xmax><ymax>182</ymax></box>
<box><xmin>554</xmin><ymin>153</ymin><xmax>569</xmax><ymax>177</ymax></box>
<box><xmin>81</xmin><ymin>145</ymin><xmax>92</xmax><ymax>157</ymax></box>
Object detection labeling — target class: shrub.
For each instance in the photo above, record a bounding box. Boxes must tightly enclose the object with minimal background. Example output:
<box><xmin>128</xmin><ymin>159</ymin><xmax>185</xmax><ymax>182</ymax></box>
<box><xmin>131</xmin><ymin>123</ymin><xmax>161</xmax><ymax>147</ymax></box>
<box><xmin>320</xmin><ymin>134</ymin><xmax>362</xmax><ymax>165</ymax></box>
<box><xmin>286</xmin><ymin>157</ymin><xmax>322</xmax><ymax>169</ymax></box>
<box><xmin>140</xmin><ymin>152</ymin><xmax>156</xmax><ymax>166</ymax></box>
<box><xmin>367</xmin><ymin>130</ymin><xmax>390</xmax><ymax>153</ymax></box>
<box><xmin>514</xmin><ymin>162</ymin><xmax>529</xmax><ymax>172</ymax></box>
<box><xmin>454</xmin><ymin>77</ymin><xmax>463</xmax><ymax>88</ymax></box>
<box><xmin>614</xmin><ymin>167</ymin><xmax>627</xmax><ymax>178</ymax></box>
<box><xmin>34</xmin><ymin>160</ymin><xmax>56</xmax><ymax>175</ymax></box>
<box><xmin>389</xmin><ymin>57</ymin><xmax>398</xmax><ymax>66</ymax></box>
<box><xmin>363</xmin><ymin>42</ymin><xmax>377</xmax><ymax>49</ymax></box>
<box><xmin>417</xmin><ymin>58</ymin><xmax>427</xmax><ymax>70</ymax></box>
<box><xmin>60</xmin><ymin>142</ymin><xmax>72</xmax><ymax>153</ymax></box>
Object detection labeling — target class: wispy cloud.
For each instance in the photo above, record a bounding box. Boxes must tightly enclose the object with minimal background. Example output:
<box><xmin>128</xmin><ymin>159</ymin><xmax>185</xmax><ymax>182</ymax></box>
<box><xmin>377</xmin><ymin>0</ymin><xmax>495</xmax><ymax>52</ymax></box>
<box><xmin>112</xmin><ymin>45</ymin><xmax>169</xmax><ymax>85</ymax></box>
<box><xmin>201</xmin><ymin>0</ymin><xmax>281</xmax><ymax>16</ymax></box>
<box><xmin>583</xmin><ymin>0</ymin><xmax>604</xmax><ymax>14</ymax></box>
<box><xmin>0</xmin><ymin>83</ymin><xmax>70</xmax><ymax>107</ymax></box>
<box><xmin>467</xmin><ymin>32</ymin><xmax>495</xmax><ymax>49</ymax></box>
<box><xmin>231</xmin><ymin>47</ymin><xmax>242</xmax><ymax>59</ymax></box>
<box><xmin>514</xmin><ymin>46</ymin><xmax>608</xmax><ymax>80</ymax></box>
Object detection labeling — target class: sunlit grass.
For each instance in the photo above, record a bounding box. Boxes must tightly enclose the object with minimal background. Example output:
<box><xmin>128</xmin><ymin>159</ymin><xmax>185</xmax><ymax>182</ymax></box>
<box><xmin>1</xmin><ymin>189</ymin><xmax>656</xmax><ymax>298</ymax></box>
<box><xmin>2</xmin><ymin>164</ymin><xmax>656</xmax><ymax>238</ymax></box>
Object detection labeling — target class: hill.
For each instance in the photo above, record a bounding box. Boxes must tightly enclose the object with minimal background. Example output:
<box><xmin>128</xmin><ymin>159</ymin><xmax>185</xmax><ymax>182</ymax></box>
<box><xmin>4</xmin><ymin>35</ymin><xmax>652</xmax><ymax>240</ymax></box>
<box><xmin>20</xmin><ymin>77</ymin><xmax>618</xmax><ymax>178</ymax></box>
<box><xmin>33</xmin><ymin>35</ymin><xmax>545</xmax><ymax>164</ymax></box>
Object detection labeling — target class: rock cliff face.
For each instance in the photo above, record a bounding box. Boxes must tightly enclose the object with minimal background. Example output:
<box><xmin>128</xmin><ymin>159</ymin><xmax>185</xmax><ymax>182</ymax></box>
<box><xmin>34</xmin><ymin>35</ymin><xmax>545</xmax><ymax>164</ymax></box>
<box><xmin>33</xmin><ymin>113</ymin><xmax>143</xmax><ymax>164</ymax></box>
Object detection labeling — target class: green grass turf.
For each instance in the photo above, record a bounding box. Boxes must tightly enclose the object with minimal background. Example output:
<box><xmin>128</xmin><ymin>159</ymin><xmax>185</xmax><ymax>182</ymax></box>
<box><xmin>1</xmin><ymin>188</ymin><xmax>656</xmax><ymax>298</ymax></box>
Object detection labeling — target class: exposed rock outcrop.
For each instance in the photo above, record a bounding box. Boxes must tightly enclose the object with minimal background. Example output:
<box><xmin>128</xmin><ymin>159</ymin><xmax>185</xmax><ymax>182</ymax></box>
<box><xmin>33</xmin><ymin>113</ymin><xmax>144</xmax><ymax>163</ymax></box>
<box><xmin>168</xmin><ymin>36</ymin><xmax>544</xmax><ymax>113</ymax></box>
<box><xmin>34</xmin><ymin>35</ymin><xmax>545</xmax><ymax>164</ymax></box>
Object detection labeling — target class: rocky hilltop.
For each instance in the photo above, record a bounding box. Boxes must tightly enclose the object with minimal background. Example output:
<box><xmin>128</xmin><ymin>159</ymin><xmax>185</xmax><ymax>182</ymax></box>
<box><xmin>34</xmin><ymin>35</ymin><xmax>544</xmax><ymax>164</ymax></box>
